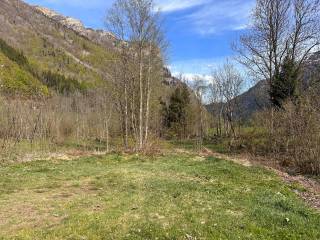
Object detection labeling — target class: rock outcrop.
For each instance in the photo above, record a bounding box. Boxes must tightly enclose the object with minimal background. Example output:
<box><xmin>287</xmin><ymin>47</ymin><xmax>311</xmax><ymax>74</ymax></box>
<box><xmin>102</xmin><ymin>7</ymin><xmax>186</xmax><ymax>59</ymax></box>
<box><xmin>34</xmin><ymin>6</ymin><xmax>117</xmax><ymax>47</ymax></box>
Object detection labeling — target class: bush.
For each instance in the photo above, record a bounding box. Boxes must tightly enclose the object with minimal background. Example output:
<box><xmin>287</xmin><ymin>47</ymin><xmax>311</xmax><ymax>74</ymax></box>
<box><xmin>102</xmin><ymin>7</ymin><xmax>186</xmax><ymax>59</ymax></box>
<box><xmin>271</xmin><ymin>95</ymin><xmax>320</xmax><ymax>174</ymax></box>
<box><xmin>251</xmin><ymin>86</ymin><xmax>320</xmax><ymax>175</ymax></box>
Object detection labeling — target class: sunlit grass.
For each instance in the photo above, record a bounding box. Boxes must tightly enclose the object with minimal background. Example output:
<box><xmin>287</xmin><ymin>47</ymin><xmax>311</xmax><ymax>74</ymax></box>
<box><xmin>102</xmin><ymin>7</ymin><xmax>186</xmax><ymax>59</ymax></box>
<box><xmin>0</xmin><ymin>153</ymin><xmax>319</xmax><ymax>239</ymax></box>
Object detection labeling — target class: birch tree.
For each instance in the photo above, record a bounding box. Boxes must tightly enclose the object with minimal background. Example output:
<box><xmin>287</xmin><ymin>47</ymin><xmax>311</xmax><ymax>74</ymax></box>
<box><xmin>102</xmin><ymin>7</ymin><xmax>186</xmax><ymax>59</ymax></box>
<box><xmin>106</xmin><ymin>0</ymin><xmax>130</xmax><ymax>149</ymax></box>
<box><xmin>191</xmin><ymin>76</ymin><xmax>207</xmax><ymax>151</ymax></box>
<box><xmin>106</xmin><ymin>0</ymin><xmax>166</xmax><ymax>151</ymax></box>
<box><xmin>212</xmin><ymin>63</ymin><xmax>244</xmax><ymax>138</ymax></box>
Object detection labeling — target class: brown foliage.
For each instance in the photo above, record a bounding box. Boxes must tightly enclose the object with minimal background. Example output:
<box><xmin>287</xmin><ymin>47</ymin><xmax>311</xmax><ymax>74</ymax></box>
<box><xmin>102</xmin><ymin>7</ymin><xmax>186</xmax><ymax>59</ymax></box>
<box><xmin>271</xmin><ymin>95</ymin><xmax>320</xmax><ymax>174</ymax></box>
<box><xmin>0</xmin><ymin>93</ymin><xmax>116</xmax><ymax>160</ymax></box>
<box><xmin>251</xmin><ymin>89</ymin><xmax>320</xmax><ymax>175</ymax></box>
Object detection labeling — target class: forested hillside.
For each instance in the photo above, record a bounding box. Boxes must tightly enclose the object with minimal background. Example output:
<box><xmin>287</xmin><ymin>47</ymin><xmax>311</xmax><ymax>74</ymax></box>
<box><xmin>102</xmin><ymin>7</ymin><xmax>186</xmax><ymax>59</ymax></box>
<box><xmin>0</xmin><ymin>0</ymin><xmax>114</xmax><ymax>88</ymax></box>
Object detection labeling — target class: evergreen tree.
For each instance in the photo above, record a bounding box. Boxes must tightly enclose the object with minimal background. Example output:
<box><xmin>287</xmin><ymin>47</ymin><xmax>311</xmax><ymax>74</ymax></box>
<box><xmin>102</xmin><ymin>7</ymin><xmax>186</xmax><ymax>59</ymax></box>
<box><xmin>42</xmin><ymin>71</ymin><xmax>86</xmax><ymax>95</ymax></box>
<box><xmin>162</xmin><ymin>84</ymin><xmax>190</xmax><ymax>138</ymax></box>
<box><xmin>270</xmin><ymin>55</ymin><xmax>299</xmax><ymax>108</ymax></box>
<box><xmin>0</xmin><ymin>38</ymin><xmax>29</xmax><ymax>68</ymax></box>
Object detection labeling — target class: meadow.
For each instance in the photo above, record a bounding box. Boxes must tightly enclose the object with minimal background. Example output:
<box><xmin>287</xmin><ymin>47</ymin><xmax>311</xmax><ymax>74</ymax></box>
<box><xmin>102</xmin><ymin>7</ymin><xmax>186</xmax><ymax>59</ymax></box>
<box><xmin>0</xmin><ymin>150</ymin><xmax>319</xmax><ymax>239</ymax></box>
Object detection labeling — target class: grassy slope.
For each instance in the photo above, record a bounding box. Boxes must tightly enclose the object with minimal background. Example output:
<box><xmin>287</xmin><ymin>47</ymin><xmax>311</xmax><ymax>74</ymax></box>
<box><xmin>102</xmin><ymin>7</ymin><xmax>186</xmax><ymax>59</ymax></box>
<box><xmin>0</xmin><ymin>153</ymin><xmax>319</xmax><ymax>239</ymax></box>
<box><xmin>0</xmin><ymin>1</ymin><xmax>116</xmax><ymax>90</ymax></box>
<box><xmin>0</xmin><ymin>52</ymin><xmax>48</xmax><ymax>96</ymax></box>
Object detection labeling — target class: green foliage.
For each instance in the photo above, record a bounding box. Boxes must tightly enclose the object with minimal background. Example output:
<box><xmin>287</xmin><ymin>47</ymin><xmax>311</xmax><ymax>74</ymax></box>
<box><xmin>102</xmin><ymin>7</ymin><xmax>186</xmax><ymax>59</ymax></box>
<box><xmin>20</xmin><ymin>32</ymin><xmax>111</xmax><ymax>87</ymax></box>
<box><xmin>0</xmin><ymin>38</ymin><xmax>39</xmax><ymax>79</ymax></box>
<box><xmin>0</xmin><ymin>52</ymin><xmax>49</xmax><ymax>97</ymax></box>
<box><xmin>161</xmin><ymin>84</ymin><xmax>190</xmax><ymax>138</ymax></box>
<box><xmin>271</xmin><ymin>56</ymin><xmax>299</xmax><ymax>108</ymax></box>
<box><xmin>41</xmin><ymin>71</ymin><xmax>87</xmax><ymax>94</ymax></box>
<box><xmin>0</xmin><ymin>153</ymin><xmax>319</xmax><ymax>239</ymax></box>
<box><xmin>0</xmin><ymin>38</ymin><xmax>87</xmax><ymax>96</ymax></box>
<box><xmin>0</xmin><ymin>38</ymin><xmax>28</xmax><ymax>67</ymax></box>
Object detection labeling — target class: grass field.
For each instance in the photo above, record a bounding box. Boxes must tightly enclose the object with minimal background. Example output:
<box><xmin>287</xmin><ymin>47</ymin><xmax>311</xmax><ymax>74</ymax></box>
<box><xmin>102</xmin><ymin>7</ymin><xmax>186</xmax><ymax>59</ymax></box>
<box><xmin>0</xmin><ymin>152</ymin><xmax>319</xmax><ymax>239</ymax></box>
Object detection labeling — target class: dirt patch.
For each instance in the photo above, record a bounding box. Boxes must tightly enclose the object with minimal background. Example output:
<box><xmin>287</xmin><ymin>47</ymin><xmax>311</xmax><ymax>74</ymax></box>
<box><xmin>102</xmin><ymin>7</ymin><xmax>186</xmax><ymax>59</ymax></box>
<box><xmin>246</xmin><ymin>155</ymin><xmax>320</xmax><ymax>211</ymax></box>
<box><xmin>0</xmin><ymin>194</ymin><xmax>64</xmax><ymax>235</ymax></box>
<box><xmin>20</xmin><ymin>150</ymin><xmax>107</xmax><ymax>163</ymax></box>
<box><xmin>193</xmin><ymin>156</ymin><xmax>206</xmax><ymax>162</ymax></box>
<box><xmin>0</xmin><ymin>179</ymin><xmax>103</xmax><ymax>235</ymax></box>
<box><xmin>173</xmin><ymin>148</ymin><xmax>194</xmax><ymax>155</ymax></box>
<box><xmin>201</xmin><ymin>148</ymin><xmax>253</xmax><ymax>167</ymax></box>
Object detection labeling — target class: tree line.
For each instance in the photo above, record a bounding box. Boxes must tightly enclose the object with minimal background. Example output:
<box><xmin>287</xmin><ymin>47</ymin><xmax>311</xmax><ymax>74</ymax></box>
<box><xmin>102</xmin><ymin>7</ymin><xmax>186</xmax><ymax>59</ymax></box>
<box><xmin>0</xmin><ymin>0</ymin><xmax>319</xmax><ymax>174</ymax></box>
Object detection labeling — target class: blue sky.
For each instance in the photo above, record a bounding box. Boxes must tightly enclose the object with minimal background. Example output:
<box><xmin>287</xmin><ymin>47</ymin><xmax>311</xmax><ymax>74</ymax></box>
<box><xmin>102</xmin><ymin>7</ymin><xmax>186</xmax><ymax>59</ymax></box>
<box><xmin>24</xmin><ymin>0</ymin><xmax>255</xmax><ymax>79</ymax></box>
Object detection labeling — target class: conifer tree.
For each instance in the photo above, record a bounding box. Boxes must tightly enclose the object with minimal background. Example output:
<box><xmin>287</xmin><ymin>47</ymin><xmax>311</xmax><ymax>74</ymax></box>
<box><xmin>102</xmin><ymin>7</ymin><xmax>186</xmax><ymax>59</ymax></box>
<box><xmin>162</xmin><ymin>84</ymin><xmax>190</xmax><ymax>139</ymax></box>
<box><xmin>271</xmin><ymin>55</ymin><xmax>299</xmax><ymax>108</ymax></box>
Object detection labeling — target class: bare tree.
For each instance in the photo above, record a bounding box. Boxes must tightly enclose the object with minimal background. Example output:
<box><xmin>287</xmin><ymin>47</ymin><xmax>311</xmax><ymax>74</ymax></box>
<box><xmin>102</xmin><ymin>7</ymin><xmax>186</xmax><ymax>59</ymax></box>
<box><xmin>208</xmin><ymin>75</ymin><xmax>224</xmax><ymax>136</ymax></box>
<box><xmin>212</xmin><ymin>62</ymin><xmax>244</xmax><ymax>138</ymax></box>
<box><xmin>106</xmin><ymin>0</ymin><xmax>131</xmax><ymax>149</ymax></box>
<box><xmin>191</xmin><ymin>76</ymin><xmax>207</xmax><ymax>151</ymax></box>
<box><xmin>235</xmin><ymin>0</ymin><xmax>320</xmax><ymax>100</ymax></box>
<box><xmin>144</xmin><ymin>20</ymin><xmax>167</xmax><ymax>146</ymax></box>
<box><xmin>106</xmin><ymin>0</ymin><xmax>166</xmax><ymax>151</ymax></box>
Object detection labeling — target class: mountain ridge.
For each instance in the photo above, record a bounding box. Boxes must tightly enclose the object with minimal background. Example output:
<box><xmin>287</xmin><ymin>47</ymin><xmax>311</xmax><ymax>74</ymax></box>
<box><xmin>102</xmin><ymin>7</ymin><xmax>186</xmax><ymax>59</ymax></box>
<box><xmin>0</xmin><ymin>0</ymin><xmax>176</xmax><ymax>100</ymax></box>
<box><xmin>0</xmin><ymin>0</ymin><xmax>117</xmax><ymax>94</ymax></box>
<box><xmin>206</xmin><ymin>51</ymin><xmax>320</xmax><ymax>119</ymax></box>
<box><xmin>34</xmin><ymin>5</ymin><xmax>117</xmax><ymax>48</ymax></box>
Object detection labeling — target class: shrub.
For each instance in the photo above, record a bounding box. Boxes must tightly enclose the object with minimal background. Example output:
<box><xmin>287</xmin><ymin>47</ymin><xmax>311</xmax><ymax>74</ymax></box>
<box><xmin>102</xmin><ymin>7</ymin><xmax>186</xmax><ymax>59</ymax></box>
<box><xmin>251</xmin><ymin>87</ymin><xmax>320</xmax><ymax>175</ymax></box>
<box><xmin>271</xmin><ymin>94</ymin><xmax>320</xmax><ymax>174</ymax></box>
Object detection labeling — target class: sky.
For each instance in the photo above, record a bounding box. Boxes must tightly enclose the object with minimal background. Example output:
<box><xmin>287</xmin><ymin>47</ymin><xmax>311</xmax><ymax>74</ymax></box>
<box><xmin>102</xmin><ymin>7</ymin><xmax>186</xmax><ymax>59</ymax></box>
<box><xmin>24</xmin><ymin>0</ymin><xmax>255</xmax><ymax>80</ymax></box>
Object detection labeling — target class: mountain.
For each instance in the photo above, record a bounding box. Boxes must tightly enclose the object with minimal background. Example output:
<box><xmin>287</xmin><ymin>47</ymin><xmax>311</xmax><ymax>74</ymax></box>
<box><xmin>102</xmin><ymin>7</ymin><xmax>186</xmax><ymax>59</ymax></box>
<box><xmin>34</xmin><ymin>6</ymin><xmax>117</xmax><ymax>48</ymax></box>
<box><xmin>163</xmin><ymin>67</ymin><xmax>183</xmax><ymax>86</ymax></box>
<box><xmin>206</xmin><ymin>51</ymin><xmax>320</xmax><ymax>119</ymax></box>
<box><xmin>205</xmin><ymin>80</ymin><xmax>270</xmax><ymax>120</ymax></box>
<box><xmin>0</xmin><ymin>0</ymin><xmax>118</xmax><ymax>95</ymax></box>
<box><xmin>0</xmin><ymin>0</ymin><xmax>178</xmax><ymax>100</ymax></box>
<box><xmin>233</xmin><ymin>80</ymin><xmax>270</xmax><ymax>118</ymax></box>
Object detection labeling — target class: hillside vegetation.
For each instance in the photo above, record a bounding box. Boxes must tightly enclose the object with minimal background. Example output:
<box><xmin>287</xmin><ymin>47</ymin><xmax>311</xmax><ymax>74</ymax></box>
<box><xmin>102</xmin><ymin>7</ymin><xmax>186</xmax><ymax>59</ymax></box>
<box><xmin>0</xmin><ymin>0</ymin><xmax>112</xmax><ymax>83</ymax></box>
<box><xmin>0</xmin><ymin>38</ymin><xmax>89</xmax><ymax>96</ymax></box>
<box><xmin>0</xmin><ymin>51</ymin><xmax>48</xmax><ymax>96</ymax></box>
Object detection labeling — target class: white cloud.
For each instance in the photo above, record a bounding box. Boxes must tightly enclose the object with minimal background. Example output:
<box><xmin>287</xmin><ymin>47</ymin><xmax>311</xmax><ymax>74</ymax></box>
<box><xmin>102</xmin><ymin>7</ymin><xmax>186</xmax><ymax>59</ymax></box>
<box><xmin>169</xmin><ymin>57</ymin><xmax>228</xmax><ymax>76</ymax></box>
<box><xmin>29</xmin><ymin>0</ymin><xmax>255</xmax><ymax>34</ymax></box>
<box><xmin>178</xmin><ymin>0</ymin><xmax>255</xmax><ymax>35</ymax></box>
<box><xmin>174</xmin><ymin>72</ymin><xmax>213</xmax><ymax>83</ymax></box>
<box><xmin>35</xmin><ymin>0</ymin><xmax>206</xmax><ymax>12</ymax></box>
<box><xmin>169</xmin><ymin>57</ymin><xmax>249</xmax><ymax>83</ymax></box>
<box><xmin>155</xmin><ymin>0</ymin><xmax>208</xmax><ymax>12</ymax></box>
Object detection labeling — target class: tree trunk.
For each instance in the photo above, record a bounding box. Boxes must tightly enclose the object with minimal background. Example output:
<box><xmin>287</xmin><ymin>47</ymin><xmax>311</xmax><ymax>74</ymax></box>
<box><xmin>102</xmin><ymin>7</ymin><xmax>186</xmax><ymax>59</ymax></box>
<box><xmin>139</xmin><ymin>49</ymin><xmax>144</xmax><ymax>150</ymax></box>
<box><xmin>144</xmin><ymin>46</ymin><xmax>152</xmax><ymax>145</ymax></box>
<box><xmin>106</xmin><ymin>120</ymin><xmax>110</xmax><ymax>153</ymax></box>
<box><xmin>124</xmin><ymin>82</ymin><xmax>129</xmax><ymax>149</ymax></box>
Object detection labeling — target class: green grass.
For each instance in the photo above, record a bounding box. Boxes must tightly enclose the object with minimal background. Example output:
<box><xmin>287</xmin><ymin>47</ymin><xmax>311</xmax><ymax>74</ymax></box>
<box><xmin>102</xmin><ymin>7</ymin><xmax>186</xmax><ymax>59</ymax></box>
<box><xmin>0</xmin><ymin>153</ymin><xmax>319</xmax><ymax>239</ymax></box>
